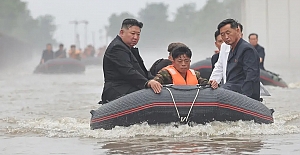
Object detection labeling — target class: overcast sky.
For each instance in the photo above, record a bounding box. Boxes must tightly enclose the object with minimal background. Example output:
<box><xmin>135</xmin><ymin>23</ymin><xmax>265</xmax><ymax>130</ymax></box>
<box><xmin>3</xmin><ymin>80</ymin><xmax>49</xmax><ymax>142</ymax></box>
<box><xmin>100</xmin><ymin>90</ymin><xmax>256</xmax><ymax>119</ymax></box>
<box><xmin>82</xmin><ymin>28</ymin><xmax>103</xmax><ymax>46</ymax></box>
<box><xmin>21</xmin><ymin>0</ymin><xmax>207</xmax><ymax>48</ymax></box>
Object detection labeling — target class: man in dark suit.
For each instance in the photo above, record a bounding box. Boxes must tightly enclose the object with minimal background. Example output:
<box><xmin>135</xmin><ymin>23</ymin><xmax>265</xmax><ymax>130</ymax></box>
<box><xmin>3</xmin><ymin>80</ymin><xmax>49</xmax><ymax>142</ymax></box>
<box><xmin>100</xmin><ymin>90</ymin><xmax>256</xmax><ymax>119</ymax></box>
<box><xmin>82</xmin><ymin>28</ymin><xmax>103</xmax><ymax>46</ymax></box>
<box><xmin>217</xmin><ymin>19</ymin><xmax>260</xmax><ymax>101</ymax></box>
<box><xmin>249</xmin><ymin>33</ymin><xmax>266</xmax><ymax>70</ymax></box>
<box><xmin>211</xmin><ymin>30</ymin><xmax>223</xmax><ymax>70</ymax></box>
<box><xmin>100</xmin><ymin>18</ymin><xmax>159</xmax><ymax>104</ymax></box>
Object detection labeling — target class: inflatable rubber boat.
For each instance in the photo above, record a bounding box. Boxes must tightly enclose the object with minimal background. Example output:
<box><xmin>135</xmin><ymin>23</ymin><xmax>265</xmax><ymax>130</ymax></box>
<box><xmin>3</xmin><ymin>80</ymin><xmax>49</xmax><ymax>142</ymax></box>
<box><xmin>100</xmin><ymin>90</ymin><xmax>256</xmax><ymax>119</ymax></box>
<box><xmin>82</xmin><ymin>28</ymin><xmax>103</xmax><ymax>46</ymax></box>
<box><xmin>34</xmin><ymin>58</ymin><xmax>85</xmax><ymax>74</ymax></box>
<box><xmin>190</xmin><ymin>58</ymin><xmax>288</xmax><ymax>88</ymax></box>
<box><xmin>81</xmin><ymin>57</ymin><xmax>102</xmax><ymax>66</ymax></box>
<box><xmin>90</xmin><ymin>85</ymin><xmax>274</xmax><ymax>130</ymax></box>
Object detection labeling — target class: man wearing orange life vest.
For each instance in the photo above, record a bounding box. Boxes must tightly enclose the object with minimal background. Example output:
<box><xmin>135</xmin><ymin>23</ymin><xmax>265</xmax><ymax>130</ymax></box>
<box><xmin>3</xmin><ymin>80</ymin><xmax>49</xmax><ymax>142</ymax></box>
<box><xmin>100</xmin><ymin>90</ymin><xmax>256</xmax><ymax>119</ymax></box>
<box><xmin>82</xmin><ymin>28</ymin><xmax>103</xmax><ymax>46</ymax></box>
<box><xmin>68</xmin><ymin>45</ymin><xmax>81</xmax><ymax>60</ymax></box>
<box><xmin>147</xmin><ymin>46</ymin><xmax>217</xmax><ymax>93</ymax></box>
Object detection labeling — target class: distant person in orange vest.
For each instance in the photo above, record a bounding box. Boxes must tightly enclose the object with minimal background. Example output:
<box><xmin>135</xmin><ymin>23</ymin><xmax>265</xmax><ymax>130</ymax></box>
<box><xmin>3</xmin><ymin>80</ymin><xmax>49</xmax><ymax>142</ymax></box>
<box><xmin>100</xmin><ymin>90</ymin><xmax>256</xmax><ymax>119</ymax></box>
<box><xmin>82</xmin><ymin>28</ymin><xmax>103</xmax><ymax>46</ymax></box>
<box><xmin>68</xmin><ymin>45</ymin><xmax>81</xmax><ymax>60</ymax></box>
<box><xmin>147</xmin><ymin>46</ymin><xmax>216</xmax><ymax>93</ymax></box>
<box><xmin>81</xmin><ymin>46</ymin><xmax>92</xmax><ymax>59</ymax></box>
<box><xmin>97</xmin><ymin>46</ymin><xmax>106</xmax><ymax>57</ymax></box>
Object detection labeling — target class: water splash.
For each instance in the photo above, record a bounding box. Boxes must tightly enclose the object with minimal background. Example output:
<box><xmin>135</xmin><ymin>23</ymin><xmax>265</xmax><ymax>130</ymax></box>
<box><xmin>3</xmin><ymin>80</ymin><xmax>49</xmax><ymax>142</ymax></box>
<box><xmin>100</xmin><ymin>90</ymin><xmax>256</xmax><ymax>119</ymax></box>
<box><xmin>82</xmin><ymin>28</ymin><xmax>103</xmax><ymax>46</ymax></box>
<box><xmin>3</xmin><ymin>112</ymin><xmax>300</xmax><ymax>139</ymax></box>
<box><xmin>288</xmin><ymin>82</ymin><xmax>300</xmax><ymax>89</ymax></box>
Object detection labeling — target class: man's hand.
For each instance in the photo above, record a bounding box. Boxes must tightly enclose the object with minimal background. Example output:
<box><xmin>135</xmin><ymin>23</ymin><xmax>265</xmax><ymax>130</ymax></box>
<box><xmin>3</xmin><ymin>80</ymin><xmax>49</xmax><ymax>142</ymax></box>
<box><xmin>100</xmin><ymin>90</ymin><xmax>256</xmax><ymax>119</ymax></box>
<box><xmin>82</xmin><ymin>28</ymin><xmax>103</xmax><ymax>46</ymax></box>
<box><xmin>209</xmin><ymin>80</ymin><xmax>219</xmax><ymax>89</ymax></box>
<box><xmin>147</xmin><ymin>80</ymin><xmax>162</xmax><ymax>93</ymax></box>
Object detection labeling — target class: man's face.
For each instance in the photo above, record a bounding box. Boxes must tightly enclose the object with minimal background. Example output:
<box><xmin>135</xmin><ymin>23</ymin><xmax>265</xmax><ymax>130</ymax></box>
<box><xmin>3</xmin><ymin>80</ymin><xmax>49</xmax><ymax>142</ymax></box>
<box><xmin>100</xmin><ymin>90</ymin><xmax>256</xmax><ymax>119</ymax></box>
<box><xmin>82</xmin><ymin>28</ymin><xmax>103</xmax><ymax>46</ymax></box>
<box><xmin>172</xmin><ymin>54</ymin><xmax>191</xmax><ymax>75</ymax></box>
<box><xmin>71</xmin><ymin>47</ymin><xmax>76</xmax><ymax>51</ymax></box>
<box><xmin>220</xmin><ymin>24</ymin><xmax>239</xmax><ymax>45</ymax></box>
<box><xmin>59</xmin><ymin>46</ymin><xmax>63</xmax><ymax>50</ymax></box>
<box><xmin>249</xmin><ymin>35</ymin><xmax>258</xmax><ymax>46</ymax></box>
<box><xmin>215</xmin><ymin>35</ymin><xmax>223</xmax><ymax>51</ymax></box>
<box><xmin>120</xmin><ymin>26</ymin><xmax>141</xmax><ymax>47</ymax></box>
<box><xmin>46</xmin><ymin>45</ymin><xmax>52</xmax><ymax>51</ymax></box>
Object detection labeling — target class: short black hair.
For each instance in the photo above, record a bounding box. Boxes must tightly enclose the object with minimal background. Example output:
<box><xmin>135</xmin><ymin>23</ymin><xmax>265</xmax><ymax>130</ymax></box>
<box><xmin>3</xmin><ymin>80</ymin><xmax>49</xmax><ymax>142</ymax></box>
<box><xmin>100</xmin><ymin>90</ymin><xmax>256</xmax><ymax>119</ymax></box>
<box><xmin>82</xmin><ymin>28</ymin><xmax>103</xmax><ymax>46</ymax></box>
<box><xmin>238</xmin><ymin>23</ymin><xmax>243</xmax><ymax>32</ymax></box>
<box><xmin>121</xmin><ymin>18</ymin><xmax>143</xmax><ymax>29</ymax></box>
<box><xmin>217</xmin><ymin>19</ymin><xmax>239</xmax><ymax>31</ymax></box>
<box><xmin>59</xmin><ymin>44</ymin><xmax>64</xmax><ymax>47</ymax></box>
<box><xmin>214</xmin><ymin>30</ymin><xmax>220</xmax><ymax>41</ymax></box>
<box><xmin>248</xmin><ymin>33</ymin><xmax>258</xmax><ymax>39</ymax></box>
<box><xmin>70</xmin><ymin>45</ymin><xmax>76</xmax><ymax>48</ymax></box>
<box><xmin>171</xmin><ymin>46</ymin><xmax>192</xmax><ymax>59</ymax></box>
<box><xmin>167</xmin><ymin>42</ymin><xmax>187</xmax><ymax>53</ymax></box>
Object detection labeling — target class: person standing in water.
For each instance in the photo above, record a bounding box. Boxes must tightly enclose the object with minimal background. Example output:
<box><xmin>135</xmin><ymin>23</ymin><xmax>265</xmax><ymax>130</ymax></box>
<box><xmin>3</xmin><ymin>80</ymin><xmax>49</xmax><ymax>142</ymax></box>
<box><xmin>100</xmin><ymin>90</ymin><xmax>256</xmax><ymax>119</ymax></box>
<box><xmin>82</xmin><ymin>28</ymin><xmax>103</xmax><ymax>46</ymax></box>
<box><xmin>248</xmin><ymin>33</ymin><xmax>266</xmax><ymax>70</ymax></box>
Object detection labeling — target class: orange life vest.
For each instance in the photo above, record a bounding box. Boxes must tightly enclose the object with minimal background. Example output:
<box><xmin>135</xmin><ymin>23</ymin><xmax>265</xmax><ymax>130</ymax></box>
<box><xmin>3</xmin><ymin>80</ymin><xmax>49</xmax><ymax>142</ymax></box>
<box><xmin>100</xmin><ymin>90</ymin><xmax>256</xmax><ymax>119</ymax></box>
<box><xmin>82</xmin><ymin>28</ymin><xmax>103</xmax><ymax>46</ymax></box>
<box><xmin>164</xmin><ymin>65</ymin><xmax>198</xmax><ymax>85</ymax></box>
<box><xmin>69</xmin><ymin>49</ymin><xmax>81</xmax><ymax>60</ymax></box>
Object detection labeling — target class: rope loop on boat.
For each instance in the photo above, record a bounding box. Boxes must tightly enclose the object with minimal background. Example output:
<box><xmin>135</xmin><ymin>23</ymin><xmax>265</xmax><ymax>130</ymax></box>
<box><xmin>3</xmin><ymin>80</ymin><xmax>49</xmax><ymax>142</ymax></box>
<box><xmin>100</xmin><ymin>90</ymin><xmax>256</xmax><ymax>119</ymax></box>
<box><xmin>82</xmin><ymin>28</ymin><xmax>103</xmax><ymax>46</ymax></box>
<box><xmin>165</xmin><ymin>87</ymin><xmax>180</xmax><ymax>118</ymax></box>
<box><xmin>165</xmin><ymin>86</ymin><xmax>200</xmax><ymax>123</ymax></box>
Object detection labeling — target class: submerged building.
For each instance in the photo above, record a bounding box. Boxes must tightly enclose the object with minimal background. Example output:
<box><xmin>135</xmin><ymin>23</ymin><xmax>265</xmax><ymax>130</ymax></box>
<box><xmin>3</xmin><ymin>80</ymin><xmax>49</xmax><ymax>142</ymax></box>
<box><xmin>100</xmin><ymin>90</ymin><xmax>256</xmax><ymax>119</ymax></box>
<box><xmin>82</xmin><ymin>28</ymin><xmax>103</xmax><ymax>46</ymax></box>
<box><xmin>240</xmin><ymin>0</ymin><xmax>300</xmax><ymax>68</ymax></box>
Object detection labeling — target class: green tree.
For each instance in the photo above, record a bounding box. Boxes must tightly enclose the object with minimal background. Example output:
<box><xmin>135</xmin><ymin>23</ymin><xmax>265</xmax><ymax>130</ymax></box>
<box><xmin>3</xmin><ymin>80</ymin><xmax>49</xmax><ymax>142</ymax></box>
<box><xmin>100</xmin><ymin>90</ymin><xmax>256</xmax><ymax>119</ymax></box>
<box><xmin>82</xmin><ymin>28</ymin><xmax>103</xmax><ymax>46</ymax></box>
<box><xmin>32</xmin><ymin>15</ymin><xmax>57</xmax><ymax>47</ymax></box>
<box><xmin>105</xmin><ymin>12</ymin><xmax>135</xmax><ymax>39</ymax></box>
<box><xmin>171</xmin><ymin>3</ymin><xmax>198</xmax><ymax>43</ymax></box>
<box><xmin>103</xmin><ymin>0</ymin><xmax>243</xmax><ymax>52</ymax></box>
<box><xmin>137</xmin><ymin>3</ymin><xmax>171</xmax><ymax>48</ymax></box>
<box><xmin>223</xmin><ymin>0</ymin><xmax>242</xmax><ymax>21</ymax></box>
<box><xmin>0</xmin><ymin>0</ymin><xmax>57</xmax><ymax>48</ymax></box>
<box><xmin>0</xmin><ymin>0</ymin><xmax>26</xmax><ymax>34</ymax></box>
<box><xmin>192</xmin><ymin>0</ymin><xmax>228</xmax><ymax>45</ymax></box>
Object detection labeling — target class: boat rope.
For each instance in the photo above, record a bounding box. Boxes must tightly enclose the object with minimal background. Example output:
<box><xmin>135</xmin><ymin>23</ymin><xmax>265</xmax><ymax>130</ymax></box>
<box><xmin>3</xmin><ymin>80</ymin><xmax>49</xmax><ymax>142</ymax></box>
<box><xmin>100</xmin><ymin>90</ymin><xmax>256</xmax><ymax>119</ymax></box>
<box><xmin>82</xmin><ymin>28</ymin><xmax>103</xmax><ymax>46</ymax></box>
<box><xmin>165</xmin><ymin>87</ymin><xmax>200</xmax><ymax>122</ymax></box>
<box><xmin>165</xmin><ymin>87</ymin><xmax>180</xmax><ymax>118</ymax></box>
<box><xmin>187</xmin><ymin>88</ymin><xmax>200</xmax><ymax>121</ymax></box>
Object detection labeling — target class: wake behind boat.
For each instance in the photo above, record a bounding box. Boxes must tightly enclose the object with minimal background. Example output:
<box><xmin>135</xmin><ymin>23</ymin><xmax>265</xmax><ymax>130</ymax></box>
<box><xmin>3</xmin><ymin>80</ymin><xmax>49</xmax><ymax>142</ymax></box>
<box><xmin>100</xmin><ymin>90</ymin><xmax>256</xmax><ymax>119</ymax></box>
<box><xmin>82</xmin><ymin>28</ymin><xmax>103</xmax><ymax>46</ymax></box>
<box><xmin>90</xmin><ymin>85</ymin><xmax>274</xmax><ymax>130</ymax></box>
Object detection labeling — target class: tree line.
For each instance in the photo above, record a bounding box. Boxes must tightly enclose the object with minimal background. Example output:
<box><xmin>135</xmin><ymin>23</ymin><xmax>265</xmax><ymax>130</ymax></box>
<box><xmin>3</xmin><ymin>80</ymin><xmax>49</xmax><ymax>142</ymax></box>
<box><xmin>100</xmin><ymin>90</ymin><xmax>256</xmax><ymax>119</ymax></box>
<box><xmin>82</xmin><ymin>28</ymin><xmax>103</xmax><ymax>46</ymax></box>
<box><xmin>0</xmin><ymin>0</ymin><xmax>57</xmax><ymax>49</ymax></box>
<box><xmin>105</xmin><ymin>0</ymin><xmax>242</xmax><ymax>50</ymax></box>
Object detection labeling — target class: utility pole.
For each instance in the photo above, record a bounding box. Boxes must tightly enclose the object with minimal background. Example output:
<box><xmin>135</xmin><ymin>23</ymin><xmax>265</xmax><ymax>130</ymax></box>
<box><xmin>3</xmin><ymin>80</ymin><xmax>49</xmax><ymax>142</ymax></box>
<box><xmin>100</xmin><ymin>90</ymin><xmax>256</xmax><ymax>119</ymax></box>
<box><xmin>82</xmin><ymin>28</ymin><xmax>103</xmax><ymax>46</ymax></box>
<box><xmin>79</xmin><ymin>20</ymin><xmax>89</xmax><ymax>48</ymax></box>
<box><xmin>69</xmin><ymin>20</ymin><xmax>79</xmax><ymax>48</ymax></box>
<box><xmin>99</xmin><ymin>29</ymin><xmax>103</xmax><ymax>46</ymax></box>
<box><xmin>92</xmin><ymin>31</ymin><xmax>95</xmax><ymax>48</ymax></box>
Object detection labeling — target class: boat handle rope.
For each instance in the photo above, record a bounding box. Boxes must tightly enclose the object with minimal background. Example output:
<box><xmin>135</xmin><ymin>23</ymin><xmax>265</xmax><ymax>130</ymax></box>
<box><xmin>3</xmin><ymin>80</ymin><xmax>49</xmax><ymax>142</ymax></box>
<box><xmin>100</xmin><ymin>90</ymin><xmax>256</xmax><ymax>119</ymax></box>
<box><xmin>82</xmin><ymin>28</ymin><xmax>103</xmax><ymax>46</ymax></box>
<box><xmin>165</xmin><ymin>87</ymin><xmax>200</xmax><ymax>123</ymax></box>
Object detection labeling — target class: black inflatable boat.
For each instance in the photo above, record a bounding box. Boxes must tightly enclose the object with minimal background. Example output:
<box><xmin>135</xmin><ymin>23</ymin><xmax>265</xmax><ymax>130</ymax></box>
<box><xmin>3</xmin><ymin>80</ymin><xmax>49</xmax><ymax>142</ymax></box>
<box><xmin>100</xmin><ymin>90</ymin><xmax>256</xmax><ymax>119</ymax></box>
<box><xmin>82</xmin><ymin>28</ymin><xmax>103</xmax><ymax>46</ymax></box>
<box><xmin>34</xmin><ymin>58</ymin><xmax>85</xmax><ymax>74</ymax></box>
<box><xmin>190</xmin><ymin>58</ymin><xmax>288</xmax><ymax>88</ymax></box>
<box><xmin>90</xmin><ymin>85</ymin><xmax>274</xmax><ymax>130</ymax></box>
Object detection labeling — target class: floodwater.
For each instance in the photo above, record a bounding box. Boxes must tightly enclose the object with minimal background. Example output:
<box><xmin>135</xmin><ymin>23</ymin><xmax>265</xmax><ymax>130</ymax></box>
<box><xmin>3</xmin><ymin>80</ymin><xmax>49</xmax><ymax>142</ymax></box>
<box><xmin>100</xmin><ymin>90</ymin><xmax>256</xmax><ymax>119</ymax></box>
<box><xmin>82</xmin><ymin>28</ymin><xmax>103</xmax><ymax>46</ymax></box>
<box><xmin>1</xmin><ymin>53</ymin><xmax>300</xmax><ymax>155</ymax></box>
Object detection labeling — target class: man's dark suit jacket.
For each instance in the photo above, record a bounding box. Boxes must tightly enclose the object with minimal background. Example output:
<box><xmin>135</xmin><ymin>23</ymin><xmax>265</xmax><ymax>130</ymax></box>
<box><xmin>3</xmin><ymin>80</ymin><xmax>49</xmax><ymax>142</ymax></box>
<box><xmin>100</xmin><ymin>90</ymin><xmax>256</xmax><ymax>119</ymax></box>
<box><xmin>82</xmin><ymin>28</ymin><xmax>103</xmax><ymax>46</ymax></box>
<box><xmin>101</xmin><ymin>35</ymin><xmax>152</xmax><ymax>103</ymax></box>
<box><xmin>222</xmin><ymin>38</ymin><xmax>260</xmax><ymax>101</ymax></box>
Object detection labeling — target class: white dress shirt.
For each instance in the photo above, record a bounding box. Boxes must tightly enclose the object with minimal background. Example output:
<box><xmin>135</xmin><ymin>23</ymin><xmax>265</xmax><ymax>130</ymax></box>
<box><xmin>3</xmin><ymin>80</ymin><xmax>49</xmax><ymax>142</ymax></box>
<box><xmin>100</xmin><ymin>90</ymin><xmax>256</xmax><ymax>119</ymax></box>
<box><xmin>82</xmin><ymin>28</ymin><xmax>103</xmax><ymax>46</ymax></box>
<box><xmin>209</xmin><ymin>42</ymin><xmax>270</xmax><ymax>96</ymax></box>
<box><xmin>210</xmin><ymin>42</ymin><xmax>230</xmax><ymax>84</ymax></box>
